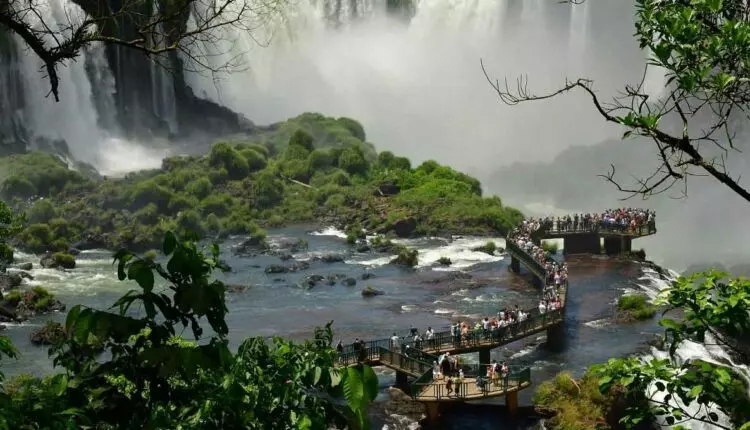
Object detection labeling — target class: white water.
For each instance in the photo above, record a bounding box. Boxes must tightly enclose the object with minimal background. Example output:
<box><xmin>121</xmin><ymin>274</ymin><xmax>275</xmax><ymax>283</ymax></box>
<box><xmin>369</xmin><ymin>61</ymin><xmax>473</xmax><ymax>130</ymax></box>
<box><xmin>635</xmin><ymin>268</ymin><xmax>747</xmax><ymax>429</ymax></box>
<box><xmin>183</xmin><ymin>0</ymin><xmax>648</xmax><ymax>174</ymax></box>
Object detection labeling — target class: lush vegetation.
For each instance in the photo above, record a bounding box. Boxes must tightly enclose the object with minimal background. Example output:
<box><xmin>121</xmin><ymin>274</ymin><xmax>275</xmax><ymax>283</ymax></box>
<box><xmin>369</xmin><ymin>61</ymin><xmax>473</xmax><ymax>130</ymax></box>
<box><xmin>533</xmin><ymin>370</ymin><xmax>623</xmax><ymax>430</ymax></box>
<box><xmin>616</xmin><ymin>294</ymin><xmax>658</xmax><ymax>322</ymax></box>
<box><xmin>541</xmin><ymin>240</ymin><xmax>559</xmax><ymax>254</ymax></box>
<box><xmin>1</xmin><ymin>113</ymin><xmax>523</xmax><ymax>254</ymax></box>
<box><xmin>0</xmin><ymin>230</ymin><xmax>380</xmax><ymax>429</ymax></box>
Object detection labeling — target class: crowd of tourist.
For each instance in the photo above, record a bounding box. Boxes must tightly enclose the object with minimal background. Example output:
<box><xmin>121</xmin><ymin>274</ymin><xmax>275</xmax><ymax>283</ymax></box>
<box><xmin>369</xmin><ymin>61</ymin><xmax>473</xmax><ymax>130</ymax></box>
<box><xmin>531</xmin><ymin>207</ymin><xmax>656</xmax><ymax>234</ymax></box>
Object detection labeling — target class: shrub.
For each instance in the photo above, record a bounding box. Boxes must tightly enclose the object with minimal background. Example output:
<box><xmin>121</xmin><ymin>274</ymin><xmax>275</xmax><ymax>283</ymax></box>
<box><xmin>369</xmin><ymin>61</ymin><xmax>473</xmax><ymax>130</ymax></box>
<box><xmin>199</xmin><ymin>194</ymin><xmax>234</xmax><ymax>217</ymax></box>
<box><xmin>144</xmin><ymin>249</ymin><xmax>158</xmax><ymax>261</ymax></box>
<box><xmin>52</xmin><ymin>252</ymin><xmax>76</xmax><ymax>269</ymax></box>
<box><xmin>2</xmin><ymin>175</ymin><xmax>37</xmax><ymax>198</ymax></box>
<box><xmin>209</xmin><ymin>143</ymin><xmax>249</xmax><ymax>180</ymax></box>
<box><xmin>240</xmin><ymin>149</ymin><xmax>268</xmax><ymax>172</ymax></box>
<box><xmin>437</xmin><ymin>256</ymin><xmax>452</xmax><ymax>266</ymax></box>
<box><xmin>176</xmin><ymin>210</ymin><xmax>204</xmax><ymax>238</ymax></box>
<box><xmin>308</xmin><ymin>149</ymin><xmax>334</xmax><ymax>170</ymax></box>
<box><xmin>50</xmin><ymin>239</ymin><xmax>69</xmax><ymax>253</ymax></box>
<box><xmin>542</xmin><ymin>240</ymin><xmax>559</xmax><ymax>254</ymax></box>
<box><xmin>185</xmin><ymin>177</ymin><xmax>213</xmax><ymax>199</ymax></box>
<box><xmin>338</xmin><ymin>147</ymin><xmax>368</xmax><ymax>176</ymax></box>
<box><xmin>473</xmin><ymin>241</ymin><xmax>497</xmax><ymax>255</ymax></box>
<box><xmin>289</xmin><ymin>129</ymin><xmax>315</xmax><ymax>151</ymax></box>
<box><xmin>617</xmin><ymin>294</ymin><xmax>658</xmax><ymax>321</ymax></box>
<box><xmin>205</xmin><ymin>213</ymin><xmax>221</xmax><ymax>233</ymax></box>
<box><xmin>337</xmin><ymin>117</ymin><xmax>366</xmax><ymax>141</ymax></box>
<box><xmin>27</xmin><ymin>200</ymin><xmax>57</xmax><ymax>224</ymax></box>
<box><xmin>135</xmin><ymin>203</ymin><xmax>160</xmax><ymax>225</ymax></box>
<box><xmin>391</xmin><ymin>245</ymin><xmax>418</xmax><ymax>267</ymax></box>
<box><xmin>129</xmin><ymin>180</ymin><xmax>173</xmax><ymax>212</ymax></box>
<box><xmin>533</xmin><ymin>370</ymin><xmax>619</xmax><ymax>430</ymax></box>
<box><xmin>167</xmin><ymin>194</ymin><xmax>198</xmax><ymax>215</ymax></box>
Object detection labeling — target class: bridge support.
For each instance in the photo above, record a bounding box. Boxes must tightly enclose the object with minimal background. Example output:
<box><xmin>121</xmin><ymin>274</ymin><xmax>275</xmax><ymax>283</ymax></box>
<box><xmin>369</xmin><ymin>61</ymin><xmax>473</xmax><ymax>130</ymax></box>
<box><xmin>505</xmin><ymin>390</ymin><xmax>518</xmax><ymax>416</ymax></box>
<box><xmin>545</xmin><ymin>322</ymin><xmax>566</xmax><ymax>351</ymax></box>
<box><xmin>479</xmin><ymin>348</ymin><xmax>491</xmax><ymax>371</ymax></box>
<box><xmin>603</xmin><ymin>236</ymin><xmax>632</xmax><ymax>255</ymax></box>
<box><xmin>425</xmin><ymin>402</ymin><xmax>440</xmax><ymax>422</ymax></box>
<box><xmin>395</xmin><ymin>371</ymin><xmax>409</xmax><ymax>390</ymax></box>
<box><xmin>510</xmin><ymin>256</ymin><xmax>520</xmax><ymax>273</ymax></box>
<box><xmin>563</xmin><ymin>233</ymin><xmax>601</xmax><ymax>255</ymax></box>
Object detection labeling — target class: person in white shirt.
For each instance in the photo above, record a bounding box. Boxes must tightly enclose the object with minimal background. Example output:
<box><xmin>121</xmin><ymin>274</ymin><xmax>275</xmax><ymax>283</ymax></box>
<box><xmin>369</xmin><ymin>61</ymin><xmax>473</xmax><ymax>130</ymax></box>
<box><xmin>538</xmin><ymin>300</ymin><xmax>547</xmax><ymax>314</ymax></box>
<box><xmin>390</xmin><ymin>333</ymin><xmax>400</xmax><ymax>350</ymax></box>
<box><xmin>425</xmin><ymin>327</ymin><xmax>434</xmax><ymax>339</ymax></box>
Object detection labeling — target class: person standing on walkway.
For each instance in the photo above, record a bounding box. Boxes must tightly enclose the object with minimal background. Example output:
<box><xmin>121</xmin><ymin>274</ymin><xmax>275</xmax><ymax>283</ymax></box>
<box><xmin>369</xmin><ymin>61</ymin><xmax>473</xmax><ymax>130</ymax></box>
<box><xmin>390</xmin><ymin>332</ymin><xmax>400</xmax><ymax>350</ymax></box>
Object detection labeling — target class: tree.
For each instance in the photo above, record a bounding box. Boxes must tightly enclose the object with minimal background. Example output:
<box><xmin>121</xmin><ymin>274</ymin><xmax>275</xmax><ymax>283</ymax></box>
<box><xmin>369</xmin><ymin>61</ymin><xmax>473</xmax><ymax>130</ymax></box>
<box><xmin>0</xmin><ymin>231</ymin><xmax>378</xmax><ymax>428</ymax></box>
<box><xmin>0</xmin><ymin>0</ymin><xmax>289</xmax><ymax>102</ymax></box>
<box><xmin>484</xmin><ymin>0</ymin><xmax>750</xmax><ymax>203</ymax></box>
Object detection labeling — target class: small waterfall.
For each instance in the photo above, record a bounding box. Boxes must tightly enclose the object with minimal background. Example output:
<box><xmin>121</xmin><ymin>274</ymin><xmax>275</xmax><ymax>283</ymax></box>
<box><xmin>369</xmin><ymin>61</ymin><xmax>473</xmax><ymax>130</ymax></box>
<box><xmin>149</xmin><ymin>1</ymin><xmax>178</xmax><ymax>134</ymax></box>
<box><xmin>568</xmin><ymin>0</ymin><xmax>590</xmax><ymax>73</ymax></box>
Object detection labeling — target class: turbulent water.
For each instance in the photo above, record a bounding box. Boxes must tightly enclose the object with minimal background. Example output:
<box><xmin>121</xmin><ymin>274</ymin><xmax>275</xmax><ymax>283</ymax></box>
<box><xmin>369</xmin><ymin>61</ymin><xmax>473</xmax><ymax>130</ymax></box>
<box><xmin>3</xmin><ymin>225</ymin><xmax>709</xmax><ymax>430</ymax></box>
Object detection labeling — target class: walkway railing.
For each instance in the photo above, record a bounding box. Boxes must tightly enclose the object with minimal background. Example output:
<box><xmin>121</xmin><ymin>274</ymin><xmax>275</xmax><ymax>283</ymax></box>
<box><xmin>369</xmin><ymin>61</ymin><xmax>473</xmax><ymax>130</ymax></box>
<box><xmin>505</xmin><ymin>240</ymin><xmax>548</xmax><ymax>281</ymax></box>
<box><xmin>412</xmin><ymin>367</ymin><xmax>532</xmax><ymax>400</ymax></box>
<box><xmin>378</xmin><ymin>346</ymin><xmax>434</xmax><ymax>377</ymax></box>
<box><xmin>536</xmin><ymin>219</ymin><xmax>657</xmax><ymax>237</ymax></box>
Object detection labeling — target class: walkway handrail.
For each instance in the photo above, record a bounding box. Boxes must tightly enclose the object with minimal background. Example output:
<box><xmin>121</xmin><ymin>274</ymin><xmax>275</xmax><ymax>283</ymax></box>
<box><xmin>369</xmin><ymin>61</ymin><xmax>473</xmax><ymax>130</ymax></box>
<box><xmin>377</xmin><ymin>346</ymin><xmax>435</xmax><ymax>376</ymax></box>
<box><xmin>505</xmin><ymin>240</ymin><xmax>548</xmax><ymax>280</ymax></box>
<box><xmin>536</xmin><ymin>219</ymin><xmax>657</xmax><ymax>237</ymax></box>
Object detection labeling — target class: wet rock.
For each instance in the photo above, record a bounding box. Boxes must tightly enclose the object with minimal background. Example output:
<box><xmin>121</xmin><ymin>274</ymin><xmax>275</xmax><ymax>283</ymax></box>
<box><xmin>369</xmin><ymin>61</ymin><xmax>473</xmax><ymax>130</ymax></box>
<box><xmin>326</xmin><ymin>274</ymin><xmax>347</xmax><ymax>286</ymax></box>
<box><xmin>0</xmin><ymin>324</ymin><xmax>5</xmax><ymax>331</ymax></box>
<box><xmin>67</xmin><ymin>248</ymin><xmax>81</xmax><ymax>256</ymax></box>
<box><xmin>40</xmin><ymin>252</ymin><xmax>76</xmax><ymax>270</ymax></box>
<box><xmin>30</xmin><ymin>322</ymin><xmax>66</xmax><ymax>345</ymax></box>
<box><xmin>17</xmin><ymin>271</ymin><xmax>33</xmax><ymax>281</ymax></box>
<box><xmin>342</xmin><ymin>277</ymin><xmax>357</xmax><ymax>287</ymax></box>
<box><xmin>16</xmin><ymin>262</ymin><xmax>32</xmax><ymax>271</ymax></box>
<box><xmin>273</xmin><ymin>278</ymin><xmax>285</xmax><ymax>283</ymax></box>
<box><xmin>362</xmin><ymin>286</ymin><xmax>384</xmax><ymax>297</ymax></box>
<box><xmin>375</xmin><ymin>180</ymin><xmax>401</xmax><ymax>197</ymax></box>
<box><xmin>234</xmin><ymin>236</ymin><xmax>268</xmax><ymax>255</ymax></box>
<box><xmin>314</xmin><ymin>254</ymin><xmax>345</xmax><ymax>263</ymax></box>
<box><xmin>278</xmin><ymin>253</ymin><xmax>293</xmax><ymax>261</ymax></box>
<box><xmin>72</xmin><ymin>233</ymin><xmax>107</xmax><ymax>251</ymax></box>
<box><xmin>302</xmin><ymin>275</ymin><xmax>325</xmax><ymax>289</ymax></box>
<box><xmin>273</xmin><ymin>238</ymin><xmax>309</xmax><ymax>253</ymax></box>
<box><xmin>381</xmin><ymin>387</ymin><xmax>425</xmax><ymax>422</ymax></box>
<box><xmin>361</xmin><ymin>272</ymin><xmax>375</xmax><ymax>280</ymax></box>
<box><xmin>356</xmin><ymin>244</ymin><xmax>371</xmax><ymax>253</ymax></box>
<box><xmin>264</xmin><ymin>262</ymin><xmax>310</xmax><ymax>274</ymax></box>
<box><xmin>226</xmin><ymin>284</ymin><xmax>249</xmax><ymax>293</ymax></box>
<box><xmin>391</xmin><ymin>217</ymin><xmax>417</xmax><ymax>238</ymax></box>
<box><xmin>0</xmin><ymin>273</ymin><xmax>22</xmax><ymax>290</ymax></box>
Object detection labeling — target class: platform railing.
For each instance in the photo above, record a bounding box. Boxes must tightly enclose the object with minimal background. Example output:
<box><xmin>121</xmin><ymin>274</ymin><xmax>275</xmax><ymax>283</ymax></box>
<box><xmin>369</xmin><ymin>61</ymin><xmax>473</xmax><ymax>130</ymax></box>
<box><xmin>505</xmin><ymin>240</ymin><xmax>548</xmax><ymax>280</ymax></box>
<box><xmin>412</xmin><ymin>367</ymin><xmax>531</xmax><ymax>400</ymax></box>
<box><xmin>377</xmin><ymin>346</ymin><xmax>435</xmax><ymax>376</ymax></box>
<box><xmin>536</xmin><ymin>219</ymin><xmax>657</xmax><ymax>237</ymax></box>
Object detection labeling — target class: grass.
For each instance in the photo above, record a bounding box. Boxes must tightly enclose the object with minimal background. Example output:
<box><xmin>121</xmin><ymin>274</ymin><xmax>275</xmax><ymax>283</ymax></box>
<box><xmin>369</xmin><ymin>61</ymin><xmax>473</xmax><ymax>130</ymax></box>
<box><xmin>542</xmin><ymin>240</ymin><xmax>559</xmax><ymax>254</ymax></box>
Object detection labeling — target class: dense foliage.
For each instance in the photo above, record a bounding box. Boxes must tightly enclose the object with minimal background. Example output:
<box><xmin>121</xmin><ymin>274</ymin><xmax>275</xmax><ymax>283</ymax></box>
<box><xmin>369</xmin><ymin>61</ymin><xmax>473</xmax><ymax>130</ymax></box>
<box><xmin>2</xmin><ymin>113</ymin><xmax>522</xmax><ymax>254</ymax></box>
<box><xmin>616</xmin><ymin>294</ymin><xmax>658</xmax><ymax>322</ymax></box>
<box><xmin>0</xmin><ymin>232</ymin><xmax>379</xmax><ymax>429</ymax></box>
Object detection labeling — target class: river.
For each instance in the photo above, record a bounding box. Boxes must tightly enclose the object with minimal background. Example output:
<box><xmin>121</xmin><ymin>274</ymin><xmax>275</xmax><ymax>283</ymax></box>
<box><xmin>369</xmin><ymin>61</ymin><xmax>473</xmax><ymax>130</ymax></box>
<box><xmin>1</xmin><ymin>225</ymin><xmax>675</xmax><ymax>429</ymax></box>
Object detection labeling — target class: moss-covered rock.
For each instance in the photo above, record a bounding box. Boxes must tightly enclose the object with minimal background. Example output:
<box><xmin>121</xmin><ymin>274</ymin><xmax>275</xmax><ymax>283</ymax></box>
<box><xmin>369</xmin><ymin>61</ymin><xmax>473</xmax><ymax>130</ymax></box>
<box><xmin>40</xmin><ymin>252</ymin><xmax>76</xmax><ymax>270</ymax></box>
<box><xmin>0</xmin><ymin>286</ymin><xmax>65</xmax><ymax>322</ymax></box>
<box><xmin>30</xmin><ymin>321</ymin><xmax>66</xmax><ymax>346</ymax></box>
<box><xmin>616</xmin><ymin>294</ymin><xmax>658</xmax><ymax>322</ymax></box>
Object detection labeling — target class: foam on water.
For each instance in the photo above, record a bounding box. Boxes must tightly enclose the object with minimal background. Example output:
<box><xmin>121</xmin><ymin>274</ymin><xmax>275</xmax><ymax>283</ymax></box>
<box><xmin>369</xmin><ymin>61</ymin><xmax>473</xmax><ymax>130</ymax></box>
<box><xmin>309</xmin><ymin>226</ymin><xmax>348</xmax><ymax>239</ymax></box>
<box><xmin>415</xmin><ymin>236</ymin><xmax>506</xmax><ymax>269</ymax></box>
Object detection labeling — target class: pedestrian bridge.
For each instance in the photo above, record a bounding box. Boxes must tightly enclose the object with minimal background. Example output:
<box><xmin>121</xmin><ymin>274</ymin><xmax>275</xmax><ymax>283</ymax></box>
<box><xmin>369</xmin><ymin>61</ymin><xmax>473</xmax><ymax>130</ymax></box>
<box><xmin>336</xmin><ymin>213</ymin><xmax>655</xmax><ymax>421</ymax></box>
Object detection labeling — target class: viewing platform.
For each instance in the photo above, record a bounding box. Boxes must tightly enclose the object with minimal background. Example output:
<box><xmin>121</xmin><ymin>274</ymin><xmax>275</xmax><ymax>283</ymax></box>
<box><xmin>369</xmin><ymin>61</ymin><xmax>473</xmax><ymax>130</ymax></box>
<box><xmin>531</xmin><ymin>220</ymin><xmax>656</xmax><ymax>256</ymax></box>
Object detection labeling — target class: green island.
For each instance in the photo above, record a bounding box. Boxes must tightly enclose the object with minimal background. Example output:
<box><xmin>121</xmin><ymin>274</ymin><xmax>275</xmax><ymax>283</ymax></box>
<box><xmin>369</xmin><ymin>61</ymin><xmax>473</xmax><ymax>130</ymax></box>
<box><xmin>2</xmin><ymin>113</ymin><xmax>522</xmax><ymax>255</ymax></box>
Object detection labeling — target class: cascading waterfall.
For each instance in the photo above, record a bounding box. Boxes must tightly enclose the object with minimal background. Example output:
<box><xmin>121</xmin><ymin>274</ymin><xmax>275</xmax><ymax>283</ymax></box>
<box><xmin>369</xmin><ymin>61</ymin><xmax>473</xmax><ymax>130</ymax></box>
<box><xmin>4</xmin><ymin>0</ymin><xmax>169</xmax><ymax>173</ymax></box>
<box><xmin>149</xmin><ymin>1</ymin><xmax>178</xmax><ymax>134</ymax></box>
<box><xmin>183</xmin><ymin>0</ymin><xmax>637</xmax><ymax>172</ymax></box>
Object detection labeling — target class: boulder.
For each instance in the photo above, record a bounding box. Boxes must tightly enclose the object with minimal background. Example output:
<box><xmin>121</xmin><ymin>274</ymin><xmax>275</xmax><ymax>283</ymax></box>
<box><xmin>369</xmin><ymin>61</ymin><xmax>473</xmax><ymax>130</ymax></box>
<box><xmin>71</xmin><ymin>233</ymin><xmax>107</xmax><ymax>251</ymax></box>
<box><xmin>16</xmin><ymin>262</ymin><xmax>32</xmax><ymax>271</ymax></box>
<box><xmin>356</xmin><ymin>244</ymin><xmax>371</xmax><ymax>253</ymax></box>
<box><xmin>343</xmin><ymin>277</ymin><xmax>357</xmax><ymax>287</ymax></box>
<box><xmin>375</xmin><ymin>180</ymin><xmax>401</xmax><ymax>196</ymax></box>
<box><xmin>234</xmin><ymin>236</ymin><xmax>268</xmax><ymax>255</ymax></box>
<box><xmin>391</xmin><ymin>217</ymin><xmax>417</xmax><ymax>238</ymax></box>
<box><xmin>301</xmin><ymin>275</ymin><xmax>325</xmax><ymax>289</ymax></box>
<box><xmin>362</xmin><ymin>286</ymin><xmax>384</xmax><ymax>297</ymax></box>
<box><xmin>264</xmin><ymin>262</ymin><xmax>310</xmax><ymax>274</ymax></box>
<box><xmin>0</xmin><ymin>273</ymin><xmax>22</xmax><ymax>290</ymax></box>
<box><xmin>226</xmin><ymin>284</ymin><xmax>249</xmax><ymax>293</ymax></box>
<box><xmin>30</xmin><ymin>322</ymin><xmax>66</xmax><ymax>345</ymax></box>
<box><xmin>361</xmin><ymin>272</ymin><xmax>375</xmax><ymax>280</ymax></box>
<box><xmin>381</xmin><ymin>387</ymin><xmax>426</xmax><ymax>421</ymax></box>
<box><xmin>67</xmin><ymin>248</ymin><xmax>81</xmax><ymax>256</ymax></box>
<box><xmin>315</xmin><ymin>254</ymin><xmax>345</xmax><ymax>263</ymax></box>
<box><xmin>40</xmin><ymin>252</ymin><xmax>76</xmax><ymax>270</ymax></box>
<box><xmin>17</xmin><ymin>271</ymin><xmax>33</xmax><ymax>281</ymax></box>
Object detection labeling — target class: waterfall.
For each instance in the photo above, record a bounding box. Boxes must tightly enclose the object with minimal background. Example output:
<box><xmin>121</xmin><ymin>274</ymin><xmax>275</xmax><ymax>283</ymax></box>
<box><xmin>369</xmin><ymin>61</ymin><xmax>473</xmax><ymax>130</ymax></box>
<box><xmin>1</xmin><ymin>0</ymin><xmax>170</xmax><ymax>173</ymax></box>
<box><xmin>182</xmin><ymin>0</ymin><xmax>639</xmax><ymax>172</ymax></box>
<box><xmin>149</xmin><ymin>1</ymin><xmax>178</xmax><ymax>134</ymax></box>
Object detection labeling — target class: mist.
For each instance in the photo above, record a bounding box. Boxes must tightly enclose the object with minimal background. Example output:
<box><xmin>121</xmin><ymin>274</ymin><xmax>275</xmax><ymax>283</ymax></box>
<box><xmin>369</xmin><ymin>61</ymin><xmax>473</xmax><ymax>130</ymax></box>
<box><xmin>184</xmin><ymin>0</ymin><xmax>651</xmax><ymax>175</ymax></box>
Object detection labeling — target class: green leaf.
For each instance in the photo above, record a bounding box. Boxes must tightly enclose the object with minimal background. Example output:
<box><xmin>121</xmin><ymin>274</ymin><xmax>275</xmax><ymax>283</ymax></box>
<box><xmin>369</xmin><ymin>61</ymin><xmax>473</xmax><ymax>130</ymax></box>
<box><xmin>65</xmin><ymin>305</ymin><xmax>81</xmax><ymax>331</ymax></box>
<box><xmin>362</xmin><ymin>365</ymin><xmax>379</xmax><ymax>402</ymax></box>
<box><xmin>163</xmin><ymin>231</ymin><xmax>177</xmax><ymax>255</ymax></box>
<box><xmin>689</xmin><ymin>384</ymin><xmax>704</xmax><ymax>398</ymax></box>
<box><xmin>313</xmin><ymin>366</ymin><xmax>322</xmax><ymax>385</ymax></box>
<box><xmin>127</xmin><ymin>259</ymin><xmax>155</xmax><ymax>292</ymax></box>
<box><xmin>51</xmin><ymin>373</ymin><xmax>68</xmax><ymax>396</ymax></box>
<box><xmin>659</xmin><ymin>318</ymin><xmax>682</xmax><ymax>330</ymax></box>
